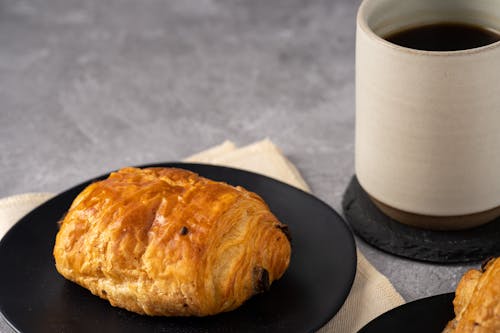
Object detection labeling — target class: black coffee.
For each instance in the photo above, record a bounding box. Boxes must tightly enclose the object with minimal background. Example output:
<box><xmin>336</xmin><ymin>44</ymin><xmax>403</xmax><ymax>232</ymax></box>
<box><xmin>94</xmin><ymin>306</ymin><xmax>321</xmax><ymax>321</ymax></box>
<box><xmin>384</xmin><ymin>22</ymin><xmax>500</xmax><ymax>51</ymax></box>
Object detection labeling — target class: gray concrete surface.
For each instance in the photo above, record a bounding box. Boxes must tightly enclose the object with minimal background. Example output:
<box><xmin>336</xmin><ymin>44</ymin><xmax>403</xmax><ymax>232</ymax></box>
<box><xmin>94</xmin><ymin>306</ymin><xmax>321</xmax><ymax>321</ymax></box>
<box><xmin>0</xmin><ymin>0</ymin><xmax>475</xmax><ymax>331</ymax></box>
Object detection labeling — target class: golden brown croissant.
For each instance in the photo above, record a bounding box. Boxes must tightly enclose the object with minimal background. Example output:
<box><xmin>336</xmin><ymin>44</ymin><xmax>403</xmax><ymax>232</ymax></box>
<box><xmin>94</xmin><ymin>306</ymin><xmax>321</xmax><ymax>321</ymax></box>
<box><xmin>53</xmin><ymin>167</ymin><xmax>291</xmax><ymax>316</ymax></box>
<box><xmin>443</xmin><ymin>257</ymin><xmax>500</xmax><ymax>333</ymax></box>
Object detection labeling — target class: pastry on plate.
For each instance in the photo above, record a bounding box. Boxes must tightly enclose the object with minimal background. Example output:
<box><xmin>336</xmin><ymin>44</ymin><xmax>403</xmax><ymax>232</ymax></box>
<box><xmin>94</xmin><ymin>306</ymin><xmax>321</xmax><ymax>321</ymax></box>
<box><xmin>443</xmin><ymin>257</ymin><xmax>499</xmax><ymax>333</ymax></box>
<box><xmin>53</xmin><ymin>167</ymin><xmax>291</xmax><ymax>316</ymax></box>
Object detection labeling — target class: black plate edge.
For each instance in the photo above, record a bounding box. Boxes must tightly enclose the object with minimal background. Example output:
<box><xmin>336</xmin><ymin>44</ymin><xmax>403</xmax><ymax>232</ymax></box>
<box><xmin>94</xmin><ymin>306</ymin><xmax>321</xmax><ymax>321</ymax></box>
<box><xmin>357</xmin><ymin>292</ymin><xmax>456</xmax><ymax>333</ymax></box>
<box><xmin>0</xmin><ymin>310</ymin><xmax>20</xmax><ymax>333</ymax></box>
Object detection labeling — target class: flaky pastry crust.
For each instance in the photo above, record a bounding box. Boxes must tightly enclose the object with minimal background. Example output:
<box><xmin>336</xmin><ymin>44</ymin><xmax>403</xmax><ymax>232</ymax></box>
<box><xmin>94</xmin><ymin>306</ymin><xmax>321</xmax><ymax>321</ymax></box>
<box><xmin>53</xmin><ymin>167</ymin><xmax>291</xmax><ymax>316</ymax></box>
<box><xmin>443</xmin><ymin>257</ymin><xmax>500</xmax><ymax>333</ymax></box>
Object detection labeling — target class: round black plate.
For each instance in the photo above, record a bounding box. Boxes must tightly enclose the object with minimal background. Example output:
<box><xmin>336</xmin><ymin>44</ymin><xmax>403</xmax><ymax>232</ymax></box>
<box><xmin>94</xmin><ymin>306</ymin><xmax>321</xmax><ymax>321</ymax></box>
<box><xmin>0</xmin><ymin>163</ymin><xmax>356</xmax><ymax>333</ymax></box>
<box><xmin>358</xmin><ymin>293</ymin><xmax>455</xmax><ymax>333</ymax></box>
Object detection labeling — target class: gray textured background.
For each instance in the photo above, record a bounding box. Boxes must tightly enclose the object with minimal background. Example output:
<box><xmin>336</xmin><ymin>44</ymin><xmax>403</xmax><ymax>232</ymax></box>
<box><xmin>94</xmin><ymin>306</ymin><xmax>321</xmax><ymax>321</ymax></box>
<box><xmin>1</xmin><ymin>0</ymin><xmax>474</xmax><ymax>331</ymax></box>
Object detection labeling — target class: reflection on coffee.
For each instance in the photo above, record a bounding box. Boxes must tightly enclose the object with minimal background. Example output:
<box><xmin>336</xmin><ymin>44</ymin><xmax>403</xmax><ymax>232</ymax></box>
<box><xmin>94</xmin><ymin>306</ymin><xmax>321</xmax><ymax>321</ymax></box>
<box><xmin>384</xmin><ymin>22</ymin><xmax>500</xmax><ymax>51</ymax></box>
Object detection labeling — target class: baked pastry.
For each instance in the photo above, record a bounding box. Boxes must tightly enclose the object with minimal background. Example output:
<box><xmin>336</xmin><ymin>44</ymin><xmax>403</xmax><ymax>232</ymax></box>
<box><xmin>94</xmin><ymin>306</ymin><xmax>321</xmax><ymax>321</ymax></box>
<box><xmin>443</xmin><ymin>257</ymin><xmax>500</xmax><ymax>333</ymax></box>
<box><xmin>53</xmin><ymin>167</ymin><xmax>291</xmax><ymax>316</ymax></box>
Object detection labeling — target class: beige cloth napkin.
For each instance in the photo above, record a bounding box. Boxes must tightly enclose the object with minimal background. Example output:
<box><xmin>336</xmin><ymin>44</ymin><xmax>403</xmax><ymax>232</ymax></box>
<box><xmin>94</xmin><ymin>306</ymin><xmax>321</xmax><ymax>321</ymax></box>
<box><xmin>0</xmin><ymin>139</ymin><xmax>404</xmax><ymax>332</ymax></box>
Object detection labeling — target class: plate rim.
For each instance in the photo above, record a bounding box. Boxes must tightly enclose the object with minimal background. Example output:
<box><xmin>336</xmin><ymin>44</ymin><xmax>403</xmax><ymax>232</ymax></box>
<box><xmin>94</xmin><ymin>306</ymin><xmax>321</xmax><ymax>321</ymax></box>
<box><xmin>358</xmin><ymin>292</ymin><xmax>455</xmax><ymax>333</ymax></box>
<box><xmin>0</xmin><ymin>162</ymin><xmax>357</xmax><ymax>333</ymax></box>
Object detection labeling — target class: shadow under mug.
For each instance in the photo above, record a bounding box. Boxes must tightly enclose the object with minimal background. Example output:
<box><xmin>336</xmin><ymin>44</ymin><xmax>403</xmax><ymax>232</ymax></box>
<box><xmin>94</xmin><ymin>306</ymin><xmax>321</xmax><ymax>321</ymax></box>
<box><xmin>355</xmin><ymin>0</ymin><xmax>500</xmax><ymax>230</ymax></box>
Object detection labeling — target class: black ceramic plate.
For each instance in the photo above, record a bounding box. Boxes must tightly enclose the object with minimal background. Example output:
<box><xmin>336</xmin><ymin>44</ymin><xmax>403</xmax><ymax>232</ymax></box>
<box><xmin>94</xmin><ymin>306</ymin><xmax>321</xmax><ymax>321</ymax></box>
<box><xmin>0</xmin><ymin>163</ymin><xmax>356</xmax><ymax>333</ymax></box>
<box><xmin>358</xmin><ymin>293</ymin><xmax>455</xmax><ymax>333</ymax></box>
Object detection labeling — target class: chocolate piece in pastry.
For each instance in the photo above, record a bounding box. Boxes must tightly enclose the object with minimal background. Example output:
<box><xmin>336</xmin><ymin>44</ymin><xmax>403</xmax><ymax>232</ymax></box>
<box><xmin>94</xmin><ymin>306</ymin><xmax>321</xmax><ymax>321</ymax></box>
<box><xmin>53</xmin><ymin>167</ymin><xmax>291</xmax><ymax>316</ymax></box>
<box><xmin>443</xmin><ymin>257</ymin><xmax>500</xmax><ymax>333</ymax></box>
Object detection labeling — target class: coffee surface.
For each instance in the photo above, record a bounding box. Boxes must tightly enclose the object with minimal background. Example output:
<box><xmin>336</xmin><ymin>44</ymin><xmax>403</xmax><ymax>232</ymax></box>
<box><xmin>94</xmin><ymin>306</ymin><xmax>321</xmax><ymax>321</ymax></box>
<box><xmin>384</xmin><ymin>22</ymin><xmax>500</xmax><ymax>51</ymax></box>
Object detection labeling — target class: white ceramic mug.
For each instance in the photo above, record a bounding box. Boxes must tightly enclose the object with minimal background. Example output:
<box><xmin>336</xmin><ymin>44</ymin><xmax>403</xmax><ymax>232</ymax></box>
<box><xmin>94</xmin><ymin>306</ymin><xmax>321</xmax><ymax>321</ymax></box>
<box><xmin>355</xmin><ymin>0</ymin><xmax>500</xmax><ymax>230</ymax></box>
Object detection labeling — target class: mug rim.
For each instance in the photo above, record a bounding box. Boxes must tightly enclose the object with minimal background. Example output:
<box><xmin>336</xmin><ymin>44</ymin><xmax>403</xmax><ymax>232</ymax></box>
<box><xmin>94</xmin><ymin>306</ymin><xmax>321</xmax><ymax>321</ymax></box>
<box><xmin>357</xmin><ymin>0</ymin><xmax>500</xmax><ymax>56</ymax></box>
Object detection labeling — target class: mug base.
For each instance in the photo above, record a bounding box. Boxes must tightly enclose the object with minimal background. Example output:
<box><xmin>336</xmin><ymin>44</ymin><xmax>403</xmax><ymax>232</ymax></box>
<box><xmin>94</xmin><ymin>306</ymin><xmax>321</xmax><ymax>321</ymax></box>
<box><xmin>369</xmin><ymin>196</ymin><xmax>500</xmax><ymax>231</ymax></box>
